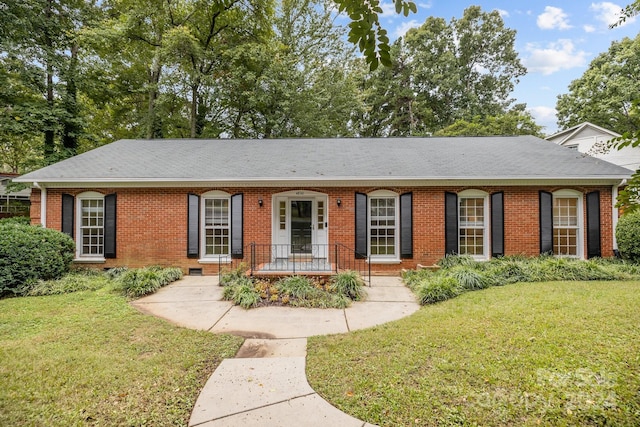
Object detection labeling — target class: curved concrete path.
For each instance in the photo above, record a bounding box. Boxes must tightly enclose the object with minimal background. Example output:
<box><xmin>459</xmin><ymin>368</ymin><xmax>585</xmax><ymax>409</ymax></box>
<box><xmin>132</xmin><ymin>276</ymin><xmax>420</xmax><ymax>426</ymax></box>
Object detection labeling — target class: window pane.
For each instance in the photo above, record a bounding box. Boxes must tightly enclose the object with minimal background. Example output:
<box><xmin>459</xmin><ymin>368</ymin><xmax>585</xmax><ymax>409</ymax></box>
<box><xmin>459</xmin><ymin>197</ymin><xmax>485</xmax><ymax>256</ymax></box>
<box><xmin>80</xmin><ymin>198</ymin><xmax>104</xmax><ymax>256</ymax></box>
<box><xmin>369</xmin><ymin>197</ymin><xmax>396</xmax><ymax>256</ymax></box>
<box><xmin>553</xmin><ymin>197</ymin><xmax>579</xmax><ymax>255</ymax></box>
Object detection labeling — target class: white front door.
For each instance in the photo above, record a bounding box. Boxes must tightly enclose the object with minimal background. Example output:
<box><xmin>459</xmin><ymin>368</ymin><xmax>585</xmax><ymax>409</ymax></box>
<box><xmin>273</xmin><ymin>192</ymin><xmax>328</xmax><ymax>259</ymax></box>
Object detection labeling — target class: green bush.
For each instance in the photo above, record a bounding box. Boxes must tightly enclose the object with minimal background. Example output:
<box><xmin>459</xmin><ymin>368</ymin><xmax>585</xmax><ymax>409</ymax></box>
<box><xmin>330</xmin><ymin>270</ymin><xmax>366</xmax><ymax>301</ymax></box>
<box><xmin>222</xmin><ymin>280</ymin><xmax>260</xmax><ymax>309</ymax></box>
<box><xmin>0</xmin><ymin>223</ymin><xmax>75</xmax><ymax>296</ymax></box>
<box><xmin>448</xmin><ymin>268</ymin><xmax>488</xmax><ymax>290</ymax></box>
<box><xmin>117</xmin><ymin>267</ymin><xmax>183</xmax><ymax>298</ymax></box>
<box><xmin>416</xmin><ymin>276</ymin><xmax>463</xmax><ymax>304</ymax></box>
<box><xmin>616</xmin><ymin>211</ymin><xmax>640</xmax><ymax>262</ymax></box>
<box><xmin>0</xmin><ymin>216</ymin><xmax>30</xmax><ymax>226</ymax></box>
<box><xmin>276</xmin><ymin>276</ymin><xmax>316</xmax><ymax>299</ymax></box>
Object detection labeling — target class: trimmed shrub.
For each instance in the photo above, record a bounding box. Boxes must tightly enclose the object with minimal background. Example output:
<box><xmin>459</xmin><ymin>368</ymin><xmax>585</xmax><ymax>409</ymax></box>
<box><xmin>0</xmin><ymin>223</ymin><xmax>75</xmax><ymax>296</ymax></box>
<box><xmin>0</xmin><ymin>216</ymin><xmax>30</xmax><ymax>226</ymax></box>
<box><xmin>330</xmin><ymin>270</ymin><xmax>366</xmax><ymax>301</ymax></box>
<box><xmin>616</xmin><ymin>211</ymin><xmax>640</xmax><ymax>262</ymax></box>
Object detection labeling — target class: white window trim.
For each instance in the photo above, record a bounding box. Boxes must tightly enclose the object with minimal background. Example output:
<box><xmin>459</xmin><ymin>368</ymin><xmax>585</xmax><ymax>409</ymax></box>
<box><xmin>458</xmin><ymin>189</ymin><xmax>490</xmax><ymax>260</ymax></box>
<box><xmin>199</xmin><ymin>191</ymin><xmax>231</xmax><ymax>263</ymax></box>
<box><xmin>367</xmin><ymin>190</ymin><xmax>400</xmax><ymax>262</ymax></box>
<box><xmin>75</xmin><ymin>191</ymin><xmax>106</xmax><ymax>262</ymax></box>
<box><xmin>552</xmin><ymin>189</ymin><xmax>584</xmax><ymax>259</ymax></box>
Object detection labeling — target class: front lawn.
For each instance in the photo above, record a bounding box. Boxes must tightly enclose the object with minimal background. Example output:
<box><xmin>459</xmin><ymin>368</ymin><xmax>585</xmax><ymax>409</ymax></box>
<box><xmin>0</xmin><ymin>288</ymin><xmax>243</xmax><ymax>426</ymax></box>
<box><xmin>307</xmin><ymin>281</ymin><xmax>640</xmax><ymax>426</ymax></box>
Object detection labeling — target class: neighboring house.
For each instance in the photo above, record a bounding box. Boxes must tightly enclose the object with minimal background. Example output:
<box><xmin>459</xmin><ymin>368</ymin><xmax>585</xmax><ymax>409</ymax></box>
<box><xmin>15</xmin><ymin>136</ymin><xmax>631</xmax><ymax>275</ymax></box>
<box><xmin>546</xmin><ymin>122</ymin><xmax>640</xmax><ymax>171</ymax></box>
<box><xmin>0</xmin><ymin>173</ymin><xmax>31</xmax><ymax>219</ymax></box>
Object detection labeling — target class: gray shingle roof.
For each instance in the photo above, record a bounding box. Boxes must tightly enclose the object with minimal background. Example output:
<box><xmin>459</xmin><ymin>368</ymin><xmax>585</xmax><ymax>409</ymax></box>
<box><xmin>16</xmin><ymin>136</ymin><xmax>631</xmax><ymax>185</ymax></box>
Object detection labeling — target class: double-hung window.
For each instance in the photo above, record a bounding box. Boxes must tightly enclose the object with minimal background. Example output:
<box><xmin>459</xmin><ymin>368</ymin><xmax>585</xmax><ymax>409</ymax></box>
<box><xmin>458</xmin><ymin>190</ymin><xmax>489</xmax><ymax>259</ymax></box>
<box><xmin>368</xmin><ymin>191</ymin><xmax>399</xmax><ymax>260</ymax></box>
<box><xmin>76</xmin><ymin>192</ymin><xmax>105</xmax><ymax>258</ymax></box>
<box><xmin>553</xmin><ymin>190</ymin><xmax>582</xmax><ymax>257</ymax></box>
<box><xmin>202</xmin><ymin>192</ymin><xmax>230</xmax><ymax>259</ymax></box>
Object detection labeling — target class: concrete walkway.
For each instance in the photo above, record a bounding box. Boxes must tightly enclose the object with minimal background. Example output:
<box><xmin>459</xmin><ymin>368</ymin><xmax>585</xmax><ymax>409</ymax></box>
<box><xmin>132</xmin><ymin>275</ymin><xmax>420</xmax><ymax>427</ymax></box>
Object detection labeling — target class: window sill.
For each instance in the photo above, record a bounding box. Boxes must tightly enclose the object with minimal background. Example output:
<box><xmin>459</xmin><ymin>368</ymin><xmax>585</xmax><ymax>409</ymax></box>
<box><xmin>367</xmin><ymin>259</ymin><xmax>401</xmax><ymax>265</ymax></box>
<box><xmin>74</xmin><ymin>257</ymin><xmax>106</xmax><ymax>263</ymax></box>
<box><xmin>198</xmin><ymin>258</ymin><xmax>231</xmax><ymax>264</ymax></box>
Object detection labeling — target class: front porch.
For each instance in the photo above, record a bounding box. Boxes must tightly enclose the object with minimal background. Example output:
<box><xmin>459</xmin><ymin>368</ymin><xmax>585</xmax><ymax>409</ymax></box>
<box><xmin>226</xmin><ymin>243</ymin><xmax>371</xmax><ymax>282</ymax></box>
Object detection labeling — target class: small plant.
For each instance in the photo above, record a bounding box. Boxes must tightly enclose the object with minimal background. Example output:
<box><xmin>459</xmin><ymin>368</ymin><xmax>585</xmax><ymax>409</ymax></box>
<box><xmin>220</xmin><ymin>264</ymin><xmax>248</xmax><ymax>286</ymax></box>
<box><xmin>105</xmin><ymin>266</ymin><xmax>128</xmax><ymax>280</ymax></box>
<box><xmin>448</xmin><ymin>268</ymin><xmax>487</xmax><ymax>291</ymax></box>
<box><xmin>437</xmin><ymin>254</ymin><xmax>477</xmax><ymax>269</ymax></box>
<box><xmin>276</xmin><ymin>276</ymin><xmax>315</xmax><ymax>299</ymax></box>
<box><xmin>117</xmin><ymin>266</ymin><xmax>183</xmax><ymax>298</ymax></box>
<box><xmin>27</xmin><ymin>271</ymin><xmax>111</xmax><ymax>296</ymax></box>
<box><xmin>330</xmin><ymin>270</ymin><xmax>366</xmax><ymax>301</ymax></box>
<box><xmin>416</xmin><ymin>276</ymin><xmax>462</xmax><ymax>304</ymax></box>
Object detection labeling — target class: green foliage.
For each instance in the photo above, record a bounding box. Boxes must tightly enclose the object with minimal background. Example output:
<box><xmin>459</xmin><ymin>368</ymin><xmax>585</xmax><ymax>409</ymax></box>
<box><xmin>616</xmin><ymin>211</ymin><xmax>640</xmax><ymax>262</ymax></box>
<box><xmin>276</xmin><ymin>275</ymin><xmax>316</xmax><ymax>299</ymax></box>
<box><xmin>27</xmin><ymin>271</ymin><xmax>111</xmax><ymax>296</ymax></box>
<box><xmin>556</xmin><ymin>34</ymin><xmax>640</xmax><ymax>135</ymax></box>
<box><xmin>222</xmin><ymin>280</ymin><xmax>261</xmax><ymax>309</ymax></box>
<box><xmin>117</xmin><ymin>266</ymin><xmax>183</xmax><ymax>298</ymax></box>
<box><xmin>0</xmin><ymin>223</ymin><xmax>75</xmax><ymax>296</ymax></box>
<box><xmin>219</xmin><ymin>264</ymin><xmax>249</xmax><ymax>286</ymax></box>
<box><xmin>415</xmin><ymin>276</ymin><xmax>462</xmax><ymax>304</ymax></box>
<box><xmin>0</xmin><ymin>216</ymin><xmax>30</xmax><ymax>225</ymax></box>
<box><xmin>330</xmin><ymin>270</ymin><xmax>367</xmax><ymax>300</ymax></box>
<box><xmin>409</xmin><ymin>255</ymin><xmax>640</xmax><ymax>305</ymax></box>
<box><xmin>434</xmin><ymin>110</ymin><xmax>543</xmax><ymax>137</ymax></box>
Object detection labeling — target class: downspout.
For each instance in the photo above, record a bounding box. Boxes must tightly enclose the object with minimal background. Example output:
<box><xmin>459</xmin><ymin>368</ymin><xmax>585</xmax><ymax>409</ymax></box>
<box><xmin>34</xmin><ymin>182</ymin><xmax>46</xmax><ymax>227</ymax></box>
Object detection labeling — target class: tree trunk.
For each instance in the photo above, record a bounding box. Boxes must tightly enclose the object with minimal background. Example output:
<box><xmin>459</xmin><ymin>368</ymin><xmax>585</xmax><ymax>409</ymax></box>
<box><xmin>62</xmin><ymin>44</ymin><xmax>79</xmax><ymax>154</ymax></box>
<box><xmin>147</xmin><ymin>55</ymin><xmax>162</xmax><ymax>139</ymax></box>
<box><xmin>190</xmin><ymin>84</ymin><xmax>198</xmax><ymax>138</ymax></box>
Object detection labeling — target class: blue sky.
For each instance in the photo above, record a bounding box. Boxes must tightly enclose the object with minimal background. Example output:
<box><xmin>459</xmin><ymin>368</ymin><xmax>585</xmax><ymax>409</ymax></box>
<box><xmin>353</xmin><ymin>1</ymin><xmax>640</xmax><ymax>134</ymax></box>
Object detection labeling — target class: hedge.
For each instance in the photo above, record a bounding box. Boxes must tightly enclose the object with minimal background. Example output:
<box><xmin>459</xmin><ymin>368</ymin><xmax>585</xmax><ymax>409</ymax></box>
<box><xmin>0</xmin><ymin>223</ymin><xmax>75</xmax><ymax>296</ymax></box>
<box><xmin>616</xmin><ymin>211</ymin><xmax>640</xmax><ymax>262</ymax></box>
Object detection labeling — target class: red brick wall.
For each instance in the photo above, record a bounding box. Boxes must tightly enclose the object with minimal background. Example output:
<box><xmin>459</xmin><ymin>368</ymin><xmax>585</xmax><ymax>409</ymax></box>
<box><xmin>42</xmin><ymin>185</ymin><xmax>617</xmax><ymax>274</ymax></box>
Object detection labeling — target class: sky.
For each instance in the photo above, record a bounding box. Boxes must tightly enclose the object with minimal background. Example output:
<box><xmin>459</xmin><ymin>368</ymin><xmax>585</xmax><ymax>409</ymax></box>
<box><xmin>352</xmin><ymin>1</ymin><xmax>640</xmax><ymax>135</ymax></box>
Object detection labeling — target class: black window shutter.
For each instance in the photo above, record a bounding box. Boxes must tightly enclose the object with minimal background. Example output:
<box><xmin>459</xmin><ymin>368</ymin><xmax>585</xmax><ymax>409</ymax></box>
<box><xmin>400</xmin><ymin>192</ymin><xmax>413</xmax><ymax>259</ymax></box>
<box><xmin>61</xmin><ymin>194</ymin><xmax>75</xmax><ymax>238</ymax></box>
<box><xmin>231</xmin><ymin>193</ymin><xmax>243</xmax><ymax>259</ymax></box>
<box><xmin>586</xmin><ymin>191</ymin><xmax>601</xmax><ymax>258</ymax></box>
<box><xmin>491</xmin><ymin>192</ymin><xmax>504</xmax><ymax>257</ymax></box>
<box><xmin>539</xmin><ymin>191</ymin><xmax>553</xmax><ymax>254</ymax></box>
<box><xmin>445</xmin><ymin>192</ymin><xmax>458</xmax><ymax>255</ymax></box>
<box><xmin>104</xmin><ymin>193</ymin><xmax>117</xmax><ymax>258</ymax></box>
<box><xmin>354</xmin><ymin>192</ymin><xmax>367</xmax><ymax>259</ymax></box>
<box><xmin>187</xmin><ymin>193</ymin><xmax>200</xmax><ymax>258</ymax></box>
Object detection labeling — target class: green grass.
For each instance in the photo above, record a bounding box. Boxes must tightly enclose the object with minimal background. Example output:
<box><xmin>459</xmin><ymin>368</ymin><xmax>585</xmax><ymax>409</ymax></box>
<box><xmin>0</xmin><ymin>289</ymin><xmax>243</xmax><ymax>426</ymax></box>
<box><xmin>307</xmin><ymin>281</ymin><xmax>640</xmax><ymax>426</ymax></box>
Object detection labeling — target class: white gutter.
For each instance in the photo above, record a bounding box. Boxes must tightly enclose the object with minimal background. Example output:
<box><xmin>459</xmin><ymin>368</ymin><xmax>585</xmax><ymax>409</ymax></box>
<box><xmin>34</xmin><ymin>182</ymin><xmax>46</xmax><ymax>227</ymax></box>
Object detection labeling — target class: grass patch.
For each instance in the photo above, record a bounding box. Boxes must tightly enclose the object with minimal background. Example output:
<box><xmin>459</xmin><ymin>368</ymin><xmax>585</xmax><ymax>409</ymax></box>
<box><xmin>307</xmin><ymin>281</ymin><xmax>640</xmax><ymax>426</ymax></box>
<box><xmin>0</xmin><ymin>288</ymin><xmax>243</xmax><ymax>426</ymax></box>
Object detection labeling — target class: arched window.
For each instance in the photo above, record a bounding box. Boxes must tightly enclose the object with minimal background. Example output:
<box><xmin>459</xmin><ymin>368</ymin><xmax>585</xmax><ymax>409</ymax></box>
<box><xmin>368</xmin><ymin>190</ymin><xmax>399</xmax><ymax>260</ymax></box>
<box><xmin>76</xmin><ymin>191</ymin><xmax>105</xmax><ymax>258</ymax></box>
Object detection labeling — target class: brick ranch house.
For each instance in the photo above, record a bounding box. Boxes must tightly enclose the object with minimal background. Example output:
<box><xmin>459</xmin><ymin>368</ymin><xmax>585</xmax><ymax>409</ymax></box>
<box><xmin>16</xmin><ymin>136</ymin><xmax>631</xmax><ymax>276</ymax></box>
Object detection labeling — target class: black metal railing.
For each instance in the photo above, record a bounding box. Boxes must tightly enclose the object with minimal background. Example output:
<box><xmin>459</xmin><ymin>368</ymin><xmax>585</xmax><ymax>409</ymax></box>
<box><xmin>220</xmin><ymin>243</ymin><xmax>370</xmax><ymax>283</ymax></box>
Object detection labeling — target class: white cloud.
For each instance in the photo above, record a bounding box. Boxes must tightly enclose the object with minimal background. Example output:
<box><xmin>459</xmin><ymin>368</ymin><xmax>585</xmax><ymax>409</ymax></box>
<box><xmin>394</xmin><ymin>20</ymin><xmax>421</xmax><ymax>38</ymax></box>
<box><xmin>583</xmin><ymin>24</ymin><xmax>596</xmax><ymax>32</ymax></box>
<box><xmin>418</xmin><ymin>2</ymin><xmax>432</xmax><ymax>9</ymax></box>
<box><xmin>529</xmin><ymin>106</ymin><xmax>557</xmax><ymax>122</ymax></box>
<box><xmin>496</xmin><ymin>9</ymin><xmax>509</xmax><ymax>18</ymax></box>
<box><xmin>380</xmin><ymin>1</ymin><xmax>398</xmax><ymax>18</ymax></box>
<box><xmin>537</xmin><ymin>6</ymin><xmax>572</xmax><ymax>30</ymax></box>
<box><xmin>523</xmin><ymin>39</ymin><xmax>589</xmax><ymax>75</ymax></box>
<box><xmin>590</xmin><ymin>2</ymin><xmax>637</xmax><ymax>27</ymax></box>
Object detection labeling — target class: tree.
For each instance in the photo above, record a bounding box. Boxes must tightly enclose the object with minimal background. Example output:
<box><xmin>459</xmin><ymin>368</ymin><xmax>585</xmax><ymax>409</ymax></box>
<box><xmin>434</xmin><ymin>108</ymin><xmax>543</xmax><ymax>137</ymax></box>
<box><xmin>353</xmin><ymin>6</ymin><xmax>526</xmax><ymax>136</ymax></box>
<box><xmin>556</xmin><ymin>34</ymin><xmax>640</xmax><ymax>135</ymax></box>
